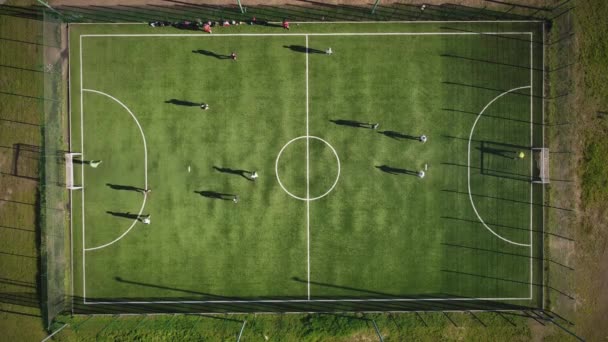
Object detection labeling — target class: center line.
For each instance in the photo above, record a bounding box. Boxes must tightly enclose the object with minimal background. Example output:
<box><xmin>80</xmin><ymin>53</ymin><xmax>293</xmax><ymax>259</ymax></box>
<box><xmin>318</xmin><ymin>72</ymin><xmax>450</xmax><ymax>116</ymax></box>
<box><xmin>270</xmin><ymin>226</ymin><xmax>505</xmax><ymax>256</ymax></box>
<box><xmin>305</xmin><ymin>34</ymin><xmax>311</xmax><ymax>301</ymax></box>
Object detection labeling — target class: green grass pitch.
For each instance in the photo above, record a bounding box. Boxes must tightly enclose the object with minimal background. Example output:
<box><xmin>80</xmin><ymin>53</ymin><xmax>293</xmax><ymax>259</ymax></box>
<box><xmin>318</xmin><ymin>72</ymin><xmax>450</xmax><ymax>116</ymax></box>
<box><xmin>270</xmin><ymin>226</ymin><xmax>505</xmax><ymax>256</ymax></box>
<box><xmin>69</xmin><ymin>21</ymin><xmax>544</xmax><ymax>313</ymax></box>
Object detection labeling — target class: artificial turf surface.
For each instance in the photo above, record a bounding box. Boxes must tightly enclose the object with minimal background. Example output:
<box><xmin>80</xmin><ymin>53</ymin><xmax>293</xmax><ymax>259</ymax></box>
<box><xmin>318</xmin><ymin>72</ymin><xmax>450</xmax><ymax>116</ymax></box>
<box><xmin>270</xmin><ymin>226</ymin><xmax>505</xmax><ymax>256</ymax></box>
<box><xmin>69</xmin><ymin>21</ymin><xmax>544</xmax><ymax>312</ymax></box>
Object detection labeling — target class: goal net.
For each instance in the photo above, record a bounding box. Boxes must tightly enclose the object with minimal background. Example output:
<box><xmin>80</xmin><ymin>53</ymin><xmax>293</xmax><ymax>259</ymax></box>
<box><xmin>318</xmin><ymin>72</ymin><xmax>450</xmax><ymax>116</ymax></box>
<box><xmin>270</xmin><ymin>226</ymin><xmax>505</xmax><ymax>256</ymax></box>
<box><xmin>65</xmin><ymin>153</ymin><xmax>82</xmax><ymax>190</ymax></box>
<box><xmin>532</xmin><ymin>148</ymin><xmax>549</xmax><ymax>184</ymax></box>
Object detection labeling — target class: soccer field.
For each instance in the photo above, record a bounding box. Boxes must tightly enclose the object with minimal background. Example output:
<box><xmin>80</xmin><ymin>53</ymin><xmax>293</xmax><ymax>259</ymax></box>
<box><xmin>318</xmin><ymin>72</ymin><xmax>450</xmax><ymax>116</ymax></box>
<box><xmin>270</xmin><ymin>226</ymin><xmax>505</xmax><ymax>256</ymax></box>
<box><xmin>69</xmin><ymin>21</ymin><xmax>544</xmax><ymax>313</ymax></box>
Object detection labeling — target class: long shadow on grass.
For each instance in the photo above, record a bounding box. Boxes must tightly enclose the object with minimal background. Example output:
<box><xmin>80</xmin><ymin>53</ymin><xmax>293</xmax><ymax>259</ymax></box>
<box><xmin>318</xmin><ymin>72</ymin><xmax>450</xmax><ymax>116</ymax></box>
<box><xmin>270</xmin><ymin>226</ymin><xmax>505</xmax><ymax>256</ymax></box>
<box><xmin>192</xmin><ymin>49</ymin><xmax>232</xmax><ymax>59</ymax></box>
<box><xmin>291</xmin><ymin>277</ymin><xmax>400</xmax><ymax>298</ymax></box>
<box><xmin>106</xmin><ymin>211</ymin><xmax>142</xmax><ymax>220</ymax></box>
<box><xmin>283</xmin><ymin>45</ymin><xmax>325</xmax><ymax>54</ymax></box>
<box><xmin>165</xmin><ymin>99</ymin><xmax>200</xmax><ymax>106</ymax></box>
<box><xmin>442</xmin><ymin>242</ymin><xmax>574</xmax><ymax>270</ymax></box>
<box><xmin>375</xmin><ymin>165</ymin><xmax>418</xmax><ymax>176</ymax></box>
<box><xmin>106</xmin><ymin>183</ymin><xmax>144</xmax><ymax>192</ymax></box>
<box><xmin>194</xmin><ymin>190</ymin><xmax>235</xmax><ymax>200</ymax></box>
<box><xmin>378</xmin><ymin>130</ymin><xmax>419</xmax><ymax>141</ymax></box>
<box><xmin>114</xmin><ymin>277</ymin><xmax>235</xmax><ymax>299</ymax></box>
<box><xmin>441</xmin><ymin>269</ymin><xmax>574</xmax><ymax>299</ymax></box>
<box><xmin>212</xmin><ymin>166</ymin><xmax>252</xmax><ymax>181</ymax></box>
<box><xmin>329</xmin><ymin>119</ymin><xmax>373</xmax><ymax>129</ymax></box>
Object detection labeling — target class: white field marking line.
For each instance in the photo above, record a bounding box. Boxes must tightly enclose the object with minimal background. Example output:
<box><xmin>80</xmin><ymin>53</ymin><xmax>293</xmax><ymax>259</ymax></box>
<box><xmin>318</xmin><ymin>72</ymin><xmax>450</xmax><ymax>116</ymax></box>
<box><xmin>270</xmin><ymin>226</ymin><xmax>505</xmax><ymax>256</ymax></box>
<box><xmin>68</xmin><ymin>26</ymin><xmax>74</xmax><ymax>314</ymax></box>
<box><xmin>237</xmin><ymin>320</ymin><xmax>247</xmax><ymax>342</ymax></box>
<box><xmin>70</xmin><ymin>20</ymin><xmax>543</xmax><ymax>25</ymax></box>
<box><xmin>79</xmin><ymin>34</ymin><xmax>86</xmax><ymax>300</ymax></box>
<box><xmin>541</xmin><ymin>23</ymin><xmax>546</xmax><ymax>310</ymax></box>
<box><xmin>467</xmin><ymin>85</ymin><xmax>532</xmax><ymax>247</ymax></box>
<box><xmin>73</xmin><ymin>309</ymin><xmax>536</xmax><ymax>316</ymax></box>
<box><xmin>78</xmin><ymin>30</ymin><xmax>534</xmax><ymax>304</ymax></box>
<box><xmin>529</xmin><ymin>32</ymin><xmax>534</xmax><ymax>299</ymax></box>
<box><xmin>84</xmin><ymin>297</ymin><xmax>532</xmax><ymax>305</ymax></box>
<box><xmin>275</xmin><ymin>136</ymin><xmax>341</xmax><ymax>201</ymax></box>
<box><xmin>82</xmin><ymin>88</ymin><xmax>149</xmax><ymax>252</ymax></box>
<box><xmin>41</xmin><ymin>324</ymin><xmax>69</xmax><ymax>342</ymax></box>
<box><xmin>81</xmin><ymin>32</ymin><xmax>531</xmax><ymax>37</ymax></box>
<box><xmin>305</xmin><ymin>34</ymin><xmax>311</xmax><ymax>301</ymax></box>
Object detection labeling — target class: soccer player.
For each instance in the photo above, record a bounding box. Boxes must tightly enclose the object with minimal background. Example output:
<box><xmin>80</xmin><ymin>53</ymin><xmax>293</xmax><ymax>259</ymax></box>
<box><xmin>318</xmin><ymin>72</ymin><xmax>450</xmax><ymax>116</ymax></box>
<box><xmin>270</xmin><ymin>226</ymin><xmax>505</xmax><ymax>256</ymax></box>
<box><xmin>140</xmin><ymin>215</ymin><xmax>151</xmax><ymax>224</ymax></box>
<box><xmin>233</xmin><ymin>195</ymin><xmax>239</xmax><ymax>204</ymax></box>
<box><xmin>142</xmin><ymin>188</ymin><xmax>151</xmax><ymax>194</ymax></box>
<box><xmin>250</xmin><ymin>171</ymin><xmax>258</xmax><ymax>181</ymax></box>
<box><xmin>419</xmin><ymin>135</ymin><xmax>427</xmax><ymax>143</ymax></box>
<box><xmin>231</xmin><ymin>52</ymin><xmax>237</xmax><ymax>61</ymax></box>
<box><xmin>282</xmin><ymin>18</ymin><xmax>290</xmax><ymax>30</ymax></box>
<box><xmin>418</xmin><ymin>170</ymin><xmax>425</xmax><ymax>178</ymax></box>
<box><xmin>326</xmin><ymin>47</ymin><xmax>333</xmax><ymax>55</ymax></box>
<box><xmin>201</xmin><ymin>103</ymin><xmax>209</xmax><ymax>110</ymax></box>
<box><xmin>371</xmin><ymin>123</ymin><xmax>379</xmax><ymax>130</ymax></box>
<box><xmin>203</xmin><ymin>23</ymin><xmax>212</xmax><ymax>34</ymax></box>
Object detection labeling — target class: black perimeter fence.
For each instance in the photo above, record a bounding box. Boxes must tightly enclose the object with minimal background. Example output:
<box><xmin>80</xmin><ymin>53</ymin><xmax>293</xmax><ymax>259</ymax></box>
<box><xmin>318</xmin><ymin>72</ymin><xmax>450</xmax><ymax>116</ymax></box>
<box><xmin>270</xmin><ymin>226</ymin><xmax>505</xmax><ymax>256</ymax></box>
<box><xmin>0</xmin><ymin>0</ymin><xmax>578</xmax><ymax>334</ymax></box>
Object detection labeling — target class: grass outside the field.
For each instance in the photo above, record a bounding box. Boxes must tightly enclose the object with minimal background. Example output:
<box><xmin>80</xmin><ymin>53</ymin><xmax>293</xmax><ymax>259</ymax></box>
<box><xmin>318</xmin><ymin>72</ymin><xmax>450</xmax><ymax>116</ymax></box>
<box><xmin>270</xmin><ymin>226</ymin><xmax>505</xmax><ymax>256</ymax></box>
<box><xmin>69</xmin><ymin>21</ymin><xmax>543</xmax><ymax>311</ymax></box>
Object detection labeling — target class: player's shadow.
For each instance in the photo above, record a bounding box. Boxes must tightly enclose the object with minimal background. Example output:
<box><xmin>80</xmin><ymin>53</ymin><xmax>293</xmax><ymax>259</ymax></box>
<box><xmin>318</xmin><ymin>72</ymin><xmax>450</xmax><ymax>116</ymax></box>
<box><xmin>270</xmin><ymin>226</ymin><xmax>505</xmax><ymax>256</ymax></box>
<box><xmin>283</xmin><ymin>45</ymin><xmax>325</xmax><ymax>54</ymax></box>
<box><xmin>194</xmin><ymin>190</ymin><xmax>235</xmax><ymax>200</ymax></box>
<box><xmin>106</xmin><ymin>183</ymin><xmax>143</xmax><ymax>192</ymax></box>
<box><xmin>106</xmin><ymin>211</ymin><xmax>141</xmax><ymax>220</ymax></box>
<box><xmin>165</xmin><ymin>99</ymin><xmax>200</xmax><ymax>106</ymax></box>
<box><xmin>329</xmin><ymin>119</ymin><xmax>371</xmax><ymax>129</ymax></box>
<box><xmin>375</xmin><ymin>165</ymin><xmax>419</xmax><ymax>176</ymax></box>
<box><xmin>378</xmin><ymin>130</ymin><xmax>419</xmax><ymax>141</ymax></box>
<box><xmin>192</xmin><ymin>49</ymin><xmax>232</xmax><ymax>59</ymax></box>
<box><xmin>212</xmin><ymin>166</ymin><xmax>252</xmax><ymax>181</ymax></box>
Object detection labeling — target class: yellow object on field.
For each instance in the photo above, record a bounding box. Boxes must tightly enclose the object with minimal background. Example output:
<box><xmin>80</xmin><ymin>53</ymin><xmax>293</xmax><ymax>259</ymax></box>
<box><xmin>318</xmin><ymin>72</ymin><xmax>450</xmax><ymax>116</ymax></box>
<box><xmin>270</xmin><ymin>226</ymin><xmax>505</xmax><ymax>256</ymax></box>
<box><xmin>519</xmin><ymin>151</ymin><xmax>525</xmax><ymax>159</ymax></box>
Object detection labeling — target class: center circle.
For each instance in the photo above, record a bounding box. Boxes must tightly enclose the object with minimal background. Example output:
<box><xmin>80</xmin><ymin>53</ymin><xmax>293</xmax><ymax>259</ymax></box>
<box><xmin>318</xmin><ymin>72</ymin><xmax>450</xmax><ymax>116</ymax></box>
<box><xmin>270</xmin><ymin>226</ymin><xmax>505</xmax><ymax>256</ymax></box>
<box><xmin>275</xmin><ymin>135</ymin><xmax>341</xmax><ymax>201</ymax></box>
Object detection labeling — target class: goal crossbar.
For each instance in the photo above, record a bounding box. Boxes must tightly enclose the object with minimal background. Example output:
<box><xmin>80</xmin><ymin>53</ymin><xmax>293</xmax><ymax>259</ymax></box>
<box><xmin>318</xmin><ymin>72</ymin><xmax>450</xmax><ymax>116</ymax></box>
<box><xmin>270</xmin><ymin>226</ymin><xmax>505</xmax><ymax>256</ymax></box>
<box><xmin>65</xmin><ymin>153</ymin><xmax>83</xmax><ymax>190</ymax></box>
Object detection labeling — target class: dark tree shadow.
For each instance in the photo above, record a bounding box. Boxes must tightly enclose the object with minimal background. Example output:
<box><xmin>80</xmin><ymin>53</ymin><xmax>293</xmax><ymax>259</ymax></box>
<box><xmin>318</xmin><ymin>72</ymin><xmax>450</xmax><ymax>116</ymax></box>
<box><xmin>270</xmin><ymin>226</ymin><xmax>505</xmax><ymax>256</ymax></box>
<box><xmin>476</xmin><ymin>146</ymin><xmax>516</xmax><ymax>159</ymax></box>
<box><xmin>194</xmin><ymin>190</ymin><xmax>235</xmax><ymax>200</ymax></box>
<box><xmin>378</xmin><ymin>130</ymin><xmax>419</xmax><ymax>141</ymax></box>
<box><xmin>329</xmin><ymin>119</ymin><xmax>372</xmax><ymax>129</ymax></box>
<box><xmin>283</xmin><ymin>45</ymin><xmax>325</xmax><ymax>54</ymax></box>
<box><xmin>375</xmin><ymin>165</ymin><xmax>418</xmax><ymax>176</ymax></box>
<box><xmin>106</xmin><ymin>211</ymin><xmax>141</xmax><ymax>220</ymax></box>
<box><xmin>165</xmin><ymin>99</ymin><xmax>200</xmax><ymax>106</ymax></box>
<box><xmin>212</xmin><ymin>166</ymin><xmax>252</xmax><ymax>181</ymax></box>
<box><xmin>106</xmin><ymin>183</ymin><xmax>143</xmax><ymax>192</ymax></box>
<box><xmin>192</xmin><ymin>49</ymin><xmax>231</xmax><ymax>59</ymax></box>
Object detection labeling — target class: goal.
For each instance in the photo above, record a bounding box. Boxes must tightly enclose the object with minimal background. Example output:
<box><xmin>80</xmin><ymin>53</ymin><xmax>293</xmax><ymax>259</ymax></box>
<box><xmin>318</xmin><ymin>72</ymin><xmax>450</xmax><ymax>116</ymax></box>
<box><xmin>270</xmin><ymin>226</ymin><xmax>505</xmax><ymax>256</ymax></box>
<box><xmin>532</xmin><ymin>148</ymin><xmax>549</xmax><ymax>184</ymax></box>
<box><xmin>65</xmin><ymin>153</ymin><xmax>83</xmax><ymax>190</ymax></box>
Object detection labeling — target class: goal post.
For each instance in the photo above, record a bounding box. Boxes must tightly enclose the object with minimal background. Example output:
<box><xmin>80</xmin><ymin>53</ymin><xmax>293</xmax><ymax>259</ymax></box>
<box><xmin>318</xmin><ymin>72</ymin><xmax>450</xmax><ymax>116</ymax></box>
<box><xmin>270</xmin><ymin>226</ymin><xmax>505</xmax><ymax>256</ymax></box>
<box><xmin>65</xmin><ymin>153</ymin><xmax>83</xmax><ymax>190</ymax></box>
<box><xmin>532</xmin><ymin>148</ymin><xmax>549</xmax><ymax>184</ymax></box>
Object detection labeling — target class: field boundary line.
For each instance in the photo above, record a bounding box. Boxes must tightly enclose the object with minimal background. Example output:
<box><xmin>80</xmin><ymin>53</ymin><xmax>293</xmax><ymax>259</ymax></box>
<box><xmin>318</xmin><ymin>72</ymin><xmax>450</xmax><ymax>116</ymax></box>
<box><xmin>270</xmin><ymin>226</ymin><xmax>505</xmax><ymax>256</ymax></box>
<box><xmin>79</xmin><ymin>34</ymin><xmax>86</xmax><ymax>300</ymax></box>
<box><xmin>81</xmin><ymin>88</ymin><xmax>149</xmax><ymax>252</ymax></box>
<box><xmin>84</xmin><ymin>296</ymin><xmax>532</xmax><ymax>304</ymax></box>
<box><xmin>467</xmin><ymin>85</ymin><xmax>532</xmax><ymax>247</ymax></box>
<box><xmin>305</xmin><ymin>34</ymin><xmax>311</xmax><ymax>301</ymax></box>
<box><xmin>69</xmin><ymin>20</ymin><xmax>542</xmax><ymax>25</ymax></box>
<box><xmin>80</xmin><ymin>32</ymin><xmax>531</xmax><ymax>38</ymax></box>
<box><xmin>529</xmin><ymin>32</ymin><xmax>534</xmax><ymax>299</ymax></box>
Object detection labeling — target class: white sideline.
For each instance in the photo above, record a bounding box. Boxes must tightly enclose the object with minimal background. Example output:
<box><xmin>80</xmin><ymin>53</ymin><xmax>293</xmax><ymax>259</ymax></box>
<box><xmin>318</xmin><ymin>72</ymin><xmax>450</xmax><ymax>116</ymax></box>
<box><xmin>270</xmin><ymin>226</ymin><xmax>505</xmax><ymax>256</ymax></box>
<box><xmin>85</xmin><ymin>296</ymin><xmax>531</xmax><ymax>304</ymax></box>
<box><xmin>81</xmin><ymin>32</ymin><xmax>531</xmax><ymax>37</ymax></box>
<box><xmin>82</xmin><ymin>89</ymin><xmax>149</xmax><ymax>252</ymax></box>
<box><xmin>467</xmin><ymin>85</ymin><xmax>532</xmax><ymax>247</ymax></box>
<box><xmin>77</xmin><ymin>28</ymin><xmax>538</xmax><ymax>305</ymax></box>
<box><xmin>69</xmin><ymin>20</ymin><xmax>543</xmax><ymax>26</ymax></box>
<box><xmin>306</xmin><ymin>34</ymin><xmax>311</xmax><ymax>301</ymax></box>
